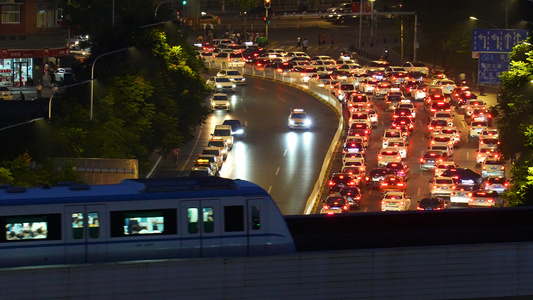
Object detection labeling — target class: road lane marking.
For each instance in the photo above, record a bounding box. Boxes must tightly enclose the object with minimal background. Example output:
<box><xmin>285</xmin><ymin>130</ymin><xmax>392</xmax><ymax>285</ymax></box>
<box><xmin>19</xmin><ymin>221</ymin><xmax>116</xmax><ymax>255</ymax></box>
<box><xmin>181</xmin><ymin>129</ymin><xmax>202</xmax><ymax>172</ymax></box>
<box><xmin>268</xmin><ymin>186</ymin><xmax>272</xmax><ymax>193</ymax></box>
<box><xmin>364</xmin><ymin>207</ymin><xmax>368</xmax><ymax>212</ymax></box>
<box><xmin>275</xmin><ymin>167</ymin><xmax>280</xmax><ymax>176</ymax></box>
<box><xmin>417</xmin><ymin>187</ymin><xmax>421</xmax><ymax>196</ymax></box>
<box><xmin>256</xmin><ymin>86</ymin><xmax>266</xmax><ymax>91</ymax></box>
<box><xmin>466</xmin><ymin>152</ymin><xmax>469</xmax><ymax>159</ymax></box>
<box><xmin>279</xmin><ymin>97</ymin><xmax>286</xmax><ymax>102</ymax></box>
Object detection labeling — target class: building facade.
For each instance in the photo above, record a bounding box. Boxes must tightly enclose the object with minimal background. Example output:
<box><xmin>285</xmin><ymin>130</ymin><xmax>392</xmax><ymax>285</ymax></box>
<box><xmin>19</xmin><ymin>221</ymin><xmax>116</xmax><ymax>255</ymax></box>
<box><xmin>0</xmin><ymin>0</ymin><xmax>68</xmax><ymax>87</ymax></box>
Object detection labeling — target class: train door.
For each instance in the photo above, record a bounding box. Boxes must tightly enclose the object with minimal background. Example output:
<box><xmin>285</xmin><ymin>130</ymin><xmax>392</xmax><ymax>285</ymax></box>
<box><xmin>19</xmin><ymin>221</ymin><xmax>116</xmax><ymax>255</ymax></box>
<box><xmin>247</xmin><ymin>198</ymin><xmax>269</xmax><ymax>255</ymax></box>
<box><xmin>64</xmin><ymin>205</ymin><xmax>107</xmax><ymax>264</ymax></box>
<box><xmin>179</xmin><ymin>200</ymin><xmax>221</xmax><ymax>257</ymax></box>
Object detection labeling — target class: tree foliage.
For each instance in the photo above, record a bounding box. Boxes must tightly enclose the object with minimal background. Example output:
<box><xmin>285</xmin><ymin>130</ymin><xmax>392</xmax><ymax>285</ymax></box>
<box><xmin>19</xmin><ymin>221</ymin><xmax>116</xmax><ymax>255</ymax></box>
<box><xmin>496</xmin><ymin>36</ymin><xmax>533</xmax><ymax>205</ymax></box>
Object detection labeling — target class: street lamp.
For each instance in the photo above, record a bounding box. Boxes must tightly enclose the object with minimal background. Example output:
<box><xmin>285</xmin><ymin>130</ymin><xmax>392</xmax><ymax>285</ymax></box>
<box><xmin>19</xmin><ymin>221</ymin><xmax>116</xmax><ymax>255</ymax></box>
<box><xmin>470</xmin><ymin>16</ymin><xmax>500</xmax><ymax>29</ymax></box>
<box><xmin>90</xmin><ymin>47</ymin><xmax>130</xmax><ymax>120</ymax></box>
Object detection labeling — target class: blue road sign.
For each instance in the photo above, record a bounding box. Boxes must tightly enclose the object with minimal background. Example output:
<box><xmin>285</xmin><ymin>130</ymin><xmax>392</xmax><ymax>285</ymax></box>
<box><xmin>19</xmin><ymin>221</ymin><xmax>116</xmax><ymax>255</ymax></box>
<box><xmin>472</xmin><ymin>29</ymin><xmax>530</xmax><ymax>52</ymax></box>
<box><xmin>478</xmin><ymin>53</ymin><xmax>511</xmax><ymax>84</ymax></box>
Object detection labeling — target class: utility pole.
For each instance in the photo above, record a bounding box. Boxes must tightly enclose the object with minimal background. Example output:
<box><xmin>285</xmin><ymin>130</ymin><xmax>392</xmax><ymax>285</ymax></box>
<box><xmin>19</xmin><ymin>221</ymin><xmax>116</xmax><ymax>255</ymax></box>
<box><xmin>264</xmin><ymin>0</ymin><xmax>271</xmax><ymax>40</ymax></box>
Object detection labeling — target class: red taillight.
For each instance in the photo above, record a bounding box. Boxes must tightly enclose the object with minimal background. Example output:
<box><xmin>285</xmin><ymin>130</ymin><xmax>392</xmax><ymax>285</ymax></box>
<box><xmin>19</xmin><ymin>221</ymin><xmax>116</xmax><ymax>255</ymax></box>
<box><xmin>417</xmin><ymin>207</ymin><xmax>424</xmax><ymax>210</ymax></box>
<box><xmin>323</xmin><ymin>205</ymin><xmax>330</xmax><ymax>210</ymax></box>
<box><xmin>329</xmin><ymin>181</ymin><xmax>335</xmax><ymax>186</ymax></box>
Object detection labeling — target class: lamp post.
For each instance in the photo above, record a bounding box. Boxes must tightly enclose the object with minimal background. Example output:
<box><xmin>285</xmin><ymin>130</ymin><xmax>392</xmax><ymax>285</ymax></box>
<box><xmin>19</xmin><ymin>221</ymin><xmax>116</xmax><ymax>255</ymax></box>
<box><xmin>90</xmin><ymin>47</ymin><xmax>130</xmax><ymax>120</ymax></box>
<box><xmin>155</xmin><ymin>0</ymin><xmax>174</xmax><ymax>20</ymax></box>
<box><xmin>470</xmin><ymin>16</ymin><xmax>500</xmax><ymax>29</ymax></box>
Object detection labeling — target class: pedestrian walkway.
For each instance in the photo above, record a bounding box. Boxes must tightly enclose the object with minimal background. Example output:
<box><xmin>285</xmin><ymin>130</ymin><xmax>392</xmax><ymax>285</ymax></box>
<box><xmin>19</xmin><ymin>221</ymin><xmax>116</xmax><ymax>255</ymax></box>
<box><xmin>6</xmin><ymin>85</ymin><xmax>56</xmax><ymax>101</ymax></box>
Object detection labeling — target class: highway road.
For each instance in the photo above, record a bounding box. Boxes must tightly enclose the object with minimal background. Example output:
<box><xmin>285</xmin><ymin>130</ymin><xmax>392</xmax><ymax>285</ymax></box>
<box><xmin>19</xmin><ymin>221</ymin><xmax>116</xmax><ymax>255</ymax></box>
<box><xmin>153</xmin><ymin>73</ymin><xmax>339</xmax><ymax>215</ymax></box>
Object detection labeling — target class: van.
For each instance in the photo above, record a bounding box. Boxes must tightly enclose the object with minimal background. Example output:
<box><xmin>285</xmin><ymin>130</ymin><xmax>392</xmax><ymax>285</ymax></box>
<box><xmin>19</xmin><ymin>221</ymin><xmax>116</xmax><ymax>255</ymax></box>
<box><xmin>212</xmin><ymin>125</ymin><xmax>234</xmax><ymax>149</ymax></box>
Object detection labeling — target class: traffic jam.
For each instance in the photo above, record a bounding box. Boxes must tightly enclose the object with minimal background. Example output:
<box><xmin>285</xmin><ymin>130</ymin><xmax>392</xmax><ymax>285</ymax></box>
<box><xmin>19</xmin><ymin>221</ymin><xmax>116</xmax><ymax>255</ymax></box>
<box><xmin>193</xmin><ymin>39</ymin><xmax>507</xmax><ymax>213</ymax></box>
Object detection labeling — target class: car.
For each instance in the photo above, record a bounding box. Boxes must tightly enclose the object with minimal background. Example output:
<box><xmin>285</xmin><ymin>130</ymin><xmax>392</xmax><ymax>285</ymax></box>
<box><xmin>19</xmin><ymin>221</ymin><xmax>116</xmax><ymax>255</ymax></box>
<box><xmin>200</xmin><ymin>147</ymin><xmax>224</xmax><ymax>168</ymax></box>
<box><xmin>381</xmin><ymin>191</ymin><xmax>411</xmax><ymax>211</ymax></box>
<box><xmin>479</xmin><ymin>128</ymin><xmax>499</xmax><ymax>140</ymax></box>
<box><xmin>216</xmin><ymin>69</ymin><xmax>246</xmax><ymax>85</ymax></box>
<box><xmin>346</xmin><ymin>135</ymin><xmax>368</xmax><ymax>148</ymax></box>
<box><xmin>348</xmin><ymin>123</ymin><xmax>371</xmax><ymax>142</ymax></box>
<box><xmin>468</xmin><ymin>190</ymin><xmax>504</xmax><ymax>208</ymax></box>
<box><xmin>416</xmin><ymin>197</ymin><xmax>447</xmax><ymax>211</ymax></box>
<box><xmin>189</xmin><ymin>166</ymin><xmax>217</xmax><ymax>177</ymax></box>
<box><xmin>349</xmin><ymin>111</ymin><xmax>372</xmax><ymax>127</ymax></box>
<box><xmin>392</xmin><ymin>108</ymin><xmax>414</xmax><ymax>120</ymax></box>
<box><xmin>380</xmin><ymin>174</ymin><xmax>406</xmax><ymax>194</ymax></box>
<box><xmin>428</xmin><ymin>100</ymin><xmax>452</xmax><ymax>114</ymax></box>
<box><xmin>335</xmin><ymin>82</ymin><xmax>357</xmax><ymax>101</ymax></box>
<box><xmin>320</xmin><ymin>194</ymin><xmax>351</xmax><ymax>214</ymax></box>
<box><xmin>340</xmin><ymin>165</ymin><xmax>365</xmax><ymax>185</ymax></box>
<box><xmin>411</xmin><ymin>83</ymin><xmax>427</xmax><ymax>101</ymax></box>
<box><xmin>464</xmin><ymin>99</ymin><xmax>486</xmax><ymax>116</ymax></box>
<box><xmin>389</xmin><ymin>71</ymin><xmax>410</xmax><ymax>86</ymax></box>
<box><xmin>478</xmin><ymin>137</ymin><xmax>500</xmax><ymax>152</ymax></box>
<box><xmin>328</xmin><ymin>173</ymin><xmax>357</xmax><ymax>193</ymax></box>
<box><xmin>430</xmin><ymin>111</ymin><xmax>454</xmax><ymax>123</ymax></box>
<box><xmin>198</xmin><ymin>12</ymin><xmax>221</xmax><ymax>24</ymax></box>
<box><xmin>384</xmin><ymin>94</ymin><xmax>404</xmax><ymax>111</ymax></box>
<box><xmin>476</xmin><ymin>149</ymin><xmax>501</xmax><ymax>166</ymax></box>
<box><xmin>427</xmin><ymin>119</ymin><xmax>450</xmax><ymax>137</ymax></box>
<box><xmin>206</xmin><ymin>76</ymin><xmax>236</xmax><ymax>92</ymax></box>
<box><xmin>391</xmin><ymin>116</ymin><xmax>414</xmax><ymax>132</ymax></box>
<box><xmin>347</xmin><ymin>93</ymin><xmax>371</xmax><ymax>111</ymax></box>
<box><xmin>363</xmin><ymin>60</ymin><xmax>391</xmax><ymax>72</ymax></box>
<box><xmin>207</xmin><ymin>137</ymin><xmax>229</xmax><ymax>160</ymax></box>
<box><xmin>469</xmin><ymin>108</ymin><xmax>493</xmax><ymax>125</ymax></box>
<box><xmin>382</xmin><ymin>128</ymin><xmax>407</xmax><ymax>147</ymax></box>
<box><xmin>338</xmin><ymin>187</ymin><xmax>362</xmax><ymax>210</ymax></box>
<box><xmin>367</xmin><ymin>109</ymin><xmax>379</xmax><ymax>127</ymax></box>
<box><xmin>383</xmin><ymin>139</ymin><xmax>407</xmax><ymax>159</ymax></box>
<box><xmin>212</xmin><ymin>52</ymin><xmax>245</xmax><ymax>68</ymax></box>
<box><xmin>434</xmin><ymin>79</ymin><xmax>457</xmax><ymax>95</ymax></box>
<box><xmin>429</xmin><ymin>144</ymin><xmax>454</xmax><ymax>158</ymax></box>
<box><xmin>377</xmin><ymin>148</ymin><xmax>402</xmax><ymax>167</ymax></box>
<box><xmin>402</xmin><ymin>61</ymin><xmax>429</xmax><ymax>76</ymax></box>
<box><xmin>222</xmin><ymin>119</ymin><xmax>245</xmax><ymax>139</ymax></box>
<box><xmin>341</xmin><ymin>158</ymin><xmax>366</xmax><ymax>176</ymax></box>
<box><xmin>483</xmin><ymin>176</ymin><xmax>510</xmax><ymax>194</ymax></box>
<box><xmin>454</xmin><ymin>90</ymin><xmax>477</xmax><ymax>107</ymax></box>
<box><xmin>384</xmin><ymin>162</ymin><xmax>410</xmax><ymax>180</ymax></box>
<box><xmin>54</xmin><ymin>67</ymin><xmax>74</xmax><ymax>82</ymax></box>
<box><xmin>441</xmin><ymin>168</ymin><xmax>482</xmax><ymax>186</ymax></box>
<box><xmin>358</xmin><ymin>78</ymin><xmax>380</xmax><ymax>94</ymax></box>
<box><xmin>196</xmin><ymin>155</ymin><xmax>221</xmax><ymax>174</ymax></box>
<box><xmin>420</xmin><ymin>150</ymin><xmax>448</xmax><ymax>171</ymax></box>
<box><xmin>342</xmin><ymin>142</ymin><xmax>366</xmax><ymax>155</ymax></box>
<box><xmin>434</xmin><ymin>161</ymin><xmax>458</xmax><ymax>177</ymax></box>
<box><xmin>210</xmin><ymin>93</ymin><xmax>230</xmax><ymax>111</ymax></box>
<box><xmin>430</xmin><ymin>135</ymin><xmax>454</xmax><ymax>149</ymax></box>
<box><xmin>468</xmin><ymin>121</ymin><xmax>490</xmax><ymax>139</ymax></box>
<box><xmin>429</xmin><ymin>176</ymin><xmax>456</xmax><ymax>198</ymax></box>
<box><xmin>397</xmin><ymin>102</ymin><xmax>416</xmax><ymax>119</ymax></box>
<box><xmin>288</xmin><ymin>108</ymin><xmax>312</xmax><ymax>129</ymax></box>
<box><xmin>401</xmin><ymin>79</ymin><xmax>421</xmax><ymax>95</ymax></box>
<box><xmin>481</xmin><ymin>157</ymin><xmax>506</xmax><ymax>178</ymax></box>
<box><xmin>436</xmin><ymin>127</ymin><xmax>460</xmax><ymax>145</ymax></box>
<box><xmin>373</xmin><ymin>82</ymin><xmax>392</xmax><ymax>99</ymax></box>
<box><xmin>212</xmin><ymin>124</ymin><xmax>234</xmax><ymax>149</ymax></box>
<box><xmin>342</xmin><ymin>152</ymin><xmax>366</xmax><ymax>166</ymax></box>
<box><xmin>331</xmin><ymin>14</ymin><xmax>359</xmax><ymax>24</ymax></box>
<box><xmin>365</xmin><ymin>168</ymin><xmax>396</xmax><ymax>187</ymax></box>
<box><xmin>287</xmin><ymin>51</ymin><xmax>310</xmax><ymax>60</ymax></box>
<box><xmin>450</xmin><ymin>184</ymin><xmax>478</xmax><ymax>205</ymax></box>
<box><xmin>0</xmin><ymin>86</ymin><xmax>13</xmax><ymax>100</ymax></box>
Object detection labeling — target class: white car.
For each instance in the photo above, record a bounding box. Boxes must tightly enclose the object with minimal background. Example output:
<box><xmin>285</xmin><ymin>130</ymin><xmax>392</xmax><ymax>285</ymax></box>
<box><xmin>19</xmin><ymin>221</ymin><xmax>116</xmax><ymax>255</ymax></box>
<box><xmin>381</xmin><ymin>191</ymin><xmax>411</xmax><ymax>211</ymax></box>
<box><xmin>384</xmin><ymin>139</ymin><xmax>407</xmax><ymax>159</ymax></box>
<box><xmin>206</xmin><ymin>76</ymin><xmax>236</xmax><ymax>92</ymax></box>
<box><xmin>216</xmin><ymin>69</ymin><xmax>245</xmax><ymax>85</ymax></box>
<box><xmin>397</xmin><ymin>102</ymin><xmax>416</xmax><ymax>119</ymax></box>
<box><xmin>346</xmin><ymin>136</ymin><xmax>368</xmax><ymax>148</ymax></box>
<box><xmin>429</xmin><ymin>176</ymin><xmax>456</xmax><ymax>197</ymax></box>
<box><xmin>402</xmin><ymin>61</ymin><xmax>429</xmax><ymax>76</ymax></box>
<box><xmin>54</xmin><ymin>67</ymin><xmax>74</xmax><ymax>82</ymax></box>
<box><xmin>468</xmin><ymin>121</ymin><xmax>490</xmax><ymax>138</ymax></box>
<box><xmin>464</xmin><ymin>99</ymin><xmax>486</xmax><ymax>117</ymax></box>
<box><xmin>480</xmin><ymin>128</ymin><xmax>499</xmax><ymax>140</ymax></box>
<box><xmin>210</xmin><ymin>93</ymin><xmax>230</xmax><ymax>111</ymax></box>
<box><xmin>212</xmin><ymin>52</ymin><xmax>245</xmax><ymax>68</ymax></box>
<box><xmin>342</xmin><ymin>157</ymin><xmax>366</xmax><ymax>175</ymax></box>
<box><xmin>437</xmin><ymin>127</ymin><xmax>461</xmax><ymax>145</ymax></box>
<box><xmin>382</xmin><ymin>128</ymin><xmax>407</xmax><ymax>148</ymax></box>
<box><xmin>434</xmin><ymin>79</ymin><xmax>457</xmax><ymax>95</ymax></box>
<box><xmin>288</xmin><ymin>108</ymin><xmax>312</xmax><ymax>129</ymax></box>
<box><xmin>377</xmin><ymin>148</ymin><xmax>402</xmax><ymax>167</ymax></box>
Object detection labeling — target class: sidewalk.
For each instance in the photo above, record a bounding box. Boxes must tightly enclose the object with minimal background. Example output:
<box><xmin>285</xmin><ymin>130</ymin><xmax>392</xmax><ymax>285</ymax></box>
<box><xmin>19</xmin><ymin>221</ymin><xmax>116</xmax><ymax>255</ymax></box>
<box><xmin>9</xmin><ymin>85</ymin><xmax>56</xmax><ymax>100</ymax></box>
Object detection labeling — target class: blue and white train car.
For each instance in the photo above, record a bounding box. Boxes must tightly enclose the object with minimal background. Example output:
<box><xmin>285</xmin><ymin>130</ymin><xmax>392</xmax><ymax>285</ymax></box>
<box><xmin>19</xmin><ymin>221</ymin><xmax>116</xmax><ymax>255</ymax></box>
<box><xmin>0</xmin><ymin>177</ymin><xmax>295</xmax><ymax>268</ymax></box>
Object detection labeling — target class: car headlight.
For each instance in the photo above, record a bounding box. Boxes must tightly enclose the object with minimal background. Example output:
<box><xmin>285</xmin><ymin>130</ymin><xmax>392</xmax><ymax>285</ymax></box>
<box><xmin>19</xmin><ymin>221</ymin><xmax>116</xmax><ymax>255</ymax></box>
<box><xmin>232</xmin><ymin>84</ymin><xmax>236</xmax><ymax>88</ymax></box>
<box><xmin>226</xmin><ymin>102</ymin><xmax>230</xmax><ymax>106</ymax></box>
<box><xmin>229</xmin><ymin>78</ymin><xmax>235</xmax><ymax>81</ymax></box>
<box><xmin>234</xmin><ymin>129</ymin><xmax>244</xmax><ymax>134</ymax></box>
<box><xmin>304</xmin><ymin>119</ymin><xmax>312</xmax><ymax>126</ymax></box>
<box><xmin>216</xmin><ymin>84</ymin><xmax>222</xmax><ymax>88</ymax></box>
<box><xmin>241</xmin><ymin>78</ymin><xmax>246</xmax><ymax>81</ymax></box>
<box><xmin>289</xmin><ymin>120</ymin><xmax>295</xmax><ymax>125</ymax></box>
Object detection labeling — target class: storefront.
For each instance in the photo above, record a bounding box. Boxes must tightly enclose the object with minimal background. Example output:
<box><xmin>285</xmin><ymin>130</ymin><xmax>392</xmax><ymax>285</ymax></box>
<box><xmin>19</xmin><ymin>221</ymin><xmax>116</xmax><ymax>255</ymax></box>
<box><xmin>0</xmin><ymin>58</ymin><xmax>32</xmax><ymax>87</ymax></box>
<box><xmin>0</xmin><ymin>48</ymin><xmax>68</xmax><ymax>87</ymax></box>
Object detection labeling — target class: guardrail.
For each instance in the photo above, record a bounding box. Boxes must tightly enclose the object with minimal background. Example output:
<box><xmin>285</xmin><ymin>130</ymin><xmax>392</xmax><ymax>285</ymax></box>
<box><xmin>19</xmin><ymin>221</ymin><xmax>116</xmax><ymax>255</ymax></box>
<box><xmin>207</xmin><ymin>60</ymin><xmax>344</xmax><ymax>214</ymax></box>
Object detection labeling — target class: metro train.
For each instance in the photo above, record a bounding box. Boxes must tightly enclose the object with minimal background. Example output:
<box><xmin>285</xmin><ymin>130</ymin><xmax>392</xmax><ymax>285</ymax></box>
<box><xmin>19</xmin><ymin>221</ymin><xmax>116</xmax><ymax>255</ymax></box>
<box><xmin>0</xmin><ymin>177</ymin><xmax>295</xmax><ymax>268</ymax></box>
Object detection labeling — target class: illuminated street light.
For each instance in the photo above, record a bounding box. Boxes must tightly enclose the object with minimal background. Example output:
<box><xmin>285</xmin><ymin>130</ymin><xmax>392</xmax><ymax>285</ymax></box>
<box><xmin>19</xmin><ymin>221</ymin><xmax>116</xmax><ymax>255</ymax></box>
<box><xmin>470</xmin><ymin>16</ymin><xmax>500</xmax><ymax>29</ymax></box>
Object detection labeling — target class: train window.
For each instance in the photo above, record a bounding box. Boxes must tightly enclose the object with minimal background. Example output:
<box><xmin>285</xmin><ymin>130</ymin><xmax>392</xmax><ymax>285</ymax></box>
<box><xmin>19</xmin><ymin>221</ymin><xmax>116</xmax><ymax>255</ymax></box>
<box><xmin>188</xmin><ymin>208</ymin><xmax>199</xmax><ymax>234</ymax></box>
<box><xmin>224</xmin><ymin>205</ymin><xmax>244</xmax><ymax>232</ymax></box>
<box><xmin>72</xmin><ymin>212</ymin><xmax>84</xmax><ymax>239</ymax></box>
<box><xmin>88</xmin><ymin>212</ymin><xmax>99</xmax><ymax>238</ymax></box>
<box><xmin>251</xmin><ymin>205</ymin><xmax>261</xmax><ymax>230</ymax></box>
<box><xmin>109</xmin><ymin>209</ymin><xmax>176</xmax><ymax>237</ymax></box>
<box><xmin>203</xmin><ymin>207</ymin><xmax>214</xmax><ymax>233</ymax></box>
<box><xmin>3</xmin><ymin>214</ymin><xmax>61</xmax><ymax>241</ymax></box>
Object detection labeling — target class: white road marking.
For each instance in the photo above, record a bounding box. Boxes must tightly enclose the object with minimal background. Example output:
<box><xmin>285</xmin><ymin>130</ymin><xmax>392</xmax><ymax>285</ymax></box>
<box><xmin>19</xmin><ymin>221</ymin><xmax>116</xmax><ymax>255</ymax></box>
<box><xmin>279</xmin><ymin>97</ymin><xmax>286</xmax><ymax>102</ymax></box>
<box><xmin>268</xmin><ymin>186</ymin><xmax>272</xmax><ymax>193</ymax></box>
<box><xmin>256</xmin><ymin>86</ymin><xmax>266</xmax><ymax>91</ymax></box>
<box><xmin>417</xmin><ymin>187</ymin><xmax>421</xmax><ymax>196</ymax></box>
<box><xmin>275</xmin><ymin>167</ymin><xmax>280</xmax><ymax>176</ymax></box>
<box><xmin>181</xmin><ymin>129</ymin><xmax>202</xmax><ymax>172</ymax></box>
<box><xmin>283</xmin><ymin>149</ymin><xmax>288</xmax><ymax>156</ymax></box>
<box><xmin>466</xmin><ymin>152</ymin><xmax>469</xmax><ymax>159</ymax></box>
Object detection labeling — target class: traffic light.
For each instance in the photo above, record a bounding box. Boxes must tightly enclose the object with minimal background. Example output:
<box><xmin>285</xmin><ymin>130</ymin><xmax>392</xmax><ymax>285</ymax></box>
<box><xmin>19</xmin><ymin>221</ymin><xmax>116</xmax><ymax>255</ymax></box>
<box><xmin>264</xmin><ymin>0</ymin><xmax>271</xmax><ymax>9</ymax></box>
<box><xmin>182</xmin><ymin>0</ymin><xmax>187</xmax><ymax>4</ymax></box>
<box><xmin>263</xmin><ymin>16</ymin><xmax>267</xmax><ymax>23</ymax></box>
<box><xmin>263</xmin><ymin>16</ymin><xmax>270</xmax><ymax>24</ymax></box>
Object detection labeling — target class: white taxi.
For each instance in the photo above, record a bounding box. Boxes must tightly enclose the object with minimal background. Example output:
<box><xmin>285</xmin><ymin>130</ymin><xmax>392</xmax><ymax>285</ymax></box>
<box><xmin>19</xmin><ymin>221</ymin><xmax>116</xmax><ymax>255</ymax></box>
<box><xmin>377</xmin><ymin>148</ymin><xmax>402</xmax><ymax>167</ymax></box>
<box><xmin>288</xmin><ymin>108</ymin><xmax>312</xmax><ymax>129</ymax></box>
<box><xmin>429</xmin><ymin>176</ymin><xmax>456</xmax><ymax>198</ymax></box>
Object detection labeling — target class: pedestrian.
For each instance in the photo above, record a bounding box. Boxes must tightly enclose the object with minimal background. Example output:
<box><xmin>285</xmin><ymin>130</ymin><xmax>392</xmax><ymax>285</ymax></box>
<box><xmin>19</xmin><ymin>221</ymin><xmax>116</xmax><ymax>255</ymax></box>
<box><xmin>330</xmin><ymin>34</ymin><xmax>334</xmax><ymax>48</ymax></box>
<box><xmin>36</xmin><ymin>81</ymin><xmax>42</xmax><ymax>98</ymax></box>
<box><xmin>171</xmin><ymin>148</ymin><xmax>180</xmax><ymax>166</ymax></box>
<box><xmin>297</xmin><ymin>36</ymin><xmax>301</xmax><ymax>49</ymax></box>
<box><xmin>202</xmin><ymin>23</ymin><xmax>207</xmax><ymax>35</ymax></box>
<box><xmin>17</xmin><ymin>91</ymin><xmax>25</xmax><ymax>101</ymax></box>
<box><xmin>302</xmin><ymin>38</ymin><xmax>309</xmax><ymax>53</ymax></box>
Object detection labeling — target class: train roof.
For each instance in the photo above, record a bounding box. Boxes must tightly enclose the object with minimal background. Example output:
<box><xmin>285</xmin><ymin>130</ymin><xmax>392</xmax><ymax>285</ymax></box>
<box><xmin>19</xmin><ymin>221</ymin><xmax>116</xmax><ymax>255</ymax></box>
<box><xmin>0</xmin><ymin>177</ymin><xmax>270</xmax><ymax>206</ymax></box>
